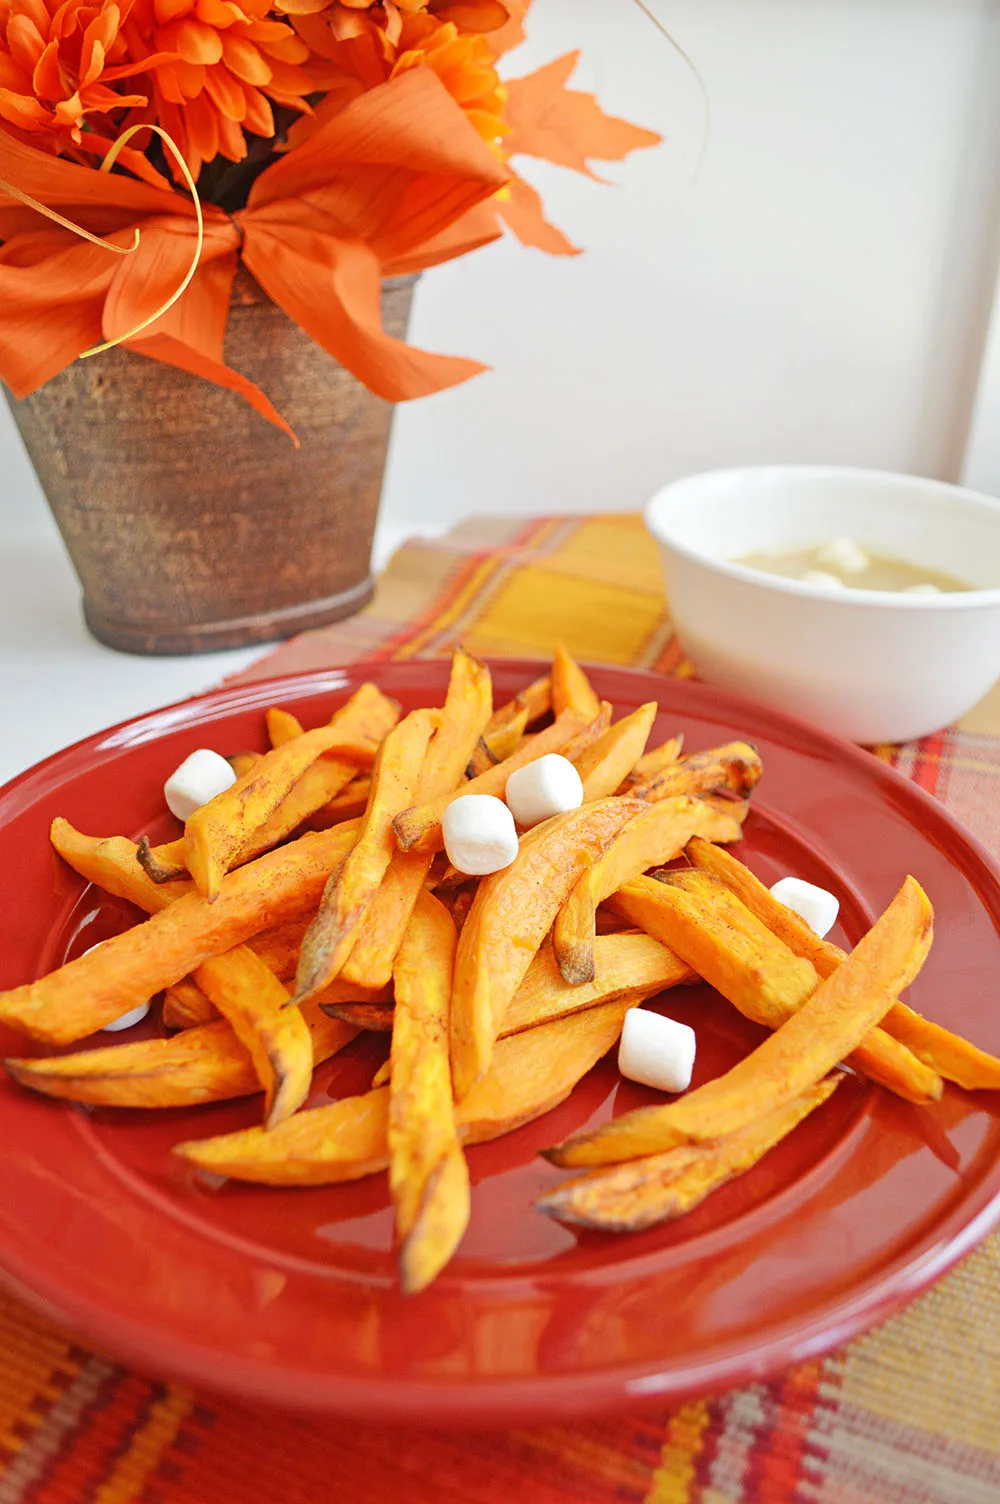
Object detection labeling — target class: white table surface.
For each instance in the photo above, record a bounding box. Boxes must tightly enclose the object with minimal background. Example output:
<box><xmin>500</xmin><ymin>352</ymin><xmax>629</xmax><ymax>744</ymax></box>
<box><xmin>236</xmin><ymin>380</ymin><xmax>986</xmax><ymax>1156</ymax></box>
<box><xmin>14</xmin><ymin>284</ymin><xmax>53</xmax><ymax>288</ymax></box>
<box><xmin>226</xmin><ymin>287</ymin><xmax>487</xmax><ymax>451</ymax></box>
<box><xmin>0</xmin><ymin>516</ymin><xmax>434</xmax><ymax>789</ymax></box>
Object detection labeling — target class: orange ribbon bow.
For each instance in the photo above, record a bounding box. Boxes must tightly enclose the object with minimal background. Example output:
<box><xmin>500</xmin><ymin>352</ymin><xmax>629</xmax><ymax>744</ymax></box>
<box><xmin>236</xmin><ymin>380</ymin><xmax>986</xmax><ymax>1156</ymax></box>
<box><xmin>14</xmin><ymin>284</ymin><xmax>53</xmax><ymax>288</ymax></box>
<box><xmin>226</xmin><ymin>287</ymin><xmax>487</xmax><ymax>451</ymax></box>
<box><xmin>0</xmin><ymin>69</ymin><xmax>510</xmax><ymax>439</ymax></box>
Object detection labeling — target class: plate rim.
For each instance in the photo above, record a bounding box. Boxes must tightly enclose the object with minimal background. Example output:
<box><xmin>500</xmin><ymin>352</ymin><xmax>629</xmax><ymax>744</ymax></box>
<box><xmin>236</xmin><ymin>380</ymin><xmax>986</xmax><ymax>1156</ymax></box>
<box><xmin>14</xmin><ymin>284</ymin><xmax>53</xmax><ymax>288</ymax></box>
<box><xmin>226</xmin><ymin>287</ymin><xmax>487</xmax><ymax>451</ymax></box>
<box><xmin>1</xmin><ymin>658</ymin><xmax>1000</xmax><ymax>1423</ymax></box>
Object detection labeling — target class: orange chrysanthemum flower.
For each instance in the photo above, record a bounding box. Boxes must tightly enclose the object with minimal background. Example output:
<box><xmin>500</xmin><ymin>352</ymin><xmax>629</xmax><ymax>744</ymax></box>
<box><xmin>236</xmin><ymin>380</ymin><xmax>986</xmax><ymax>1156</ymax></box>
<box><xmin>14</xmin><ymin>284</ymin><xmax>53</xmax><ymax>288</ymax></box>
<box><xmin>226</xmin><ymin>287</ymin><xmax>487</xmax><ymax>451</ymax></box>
<box><xmin>127</xmin><ymin>0</ymin><xmax>317</xmax><ymax>177</ymax></box>
<box><xmin>305</xmin><ymin>1</ymin><xmax>507</xmax><ymax>47</ymax></box>
<box><xmin>0</xmin><ymin>0</ymin><xmax>168</xmax><ymax>159</ymax></box>
<box><xmin>287</xmin><ymin>12</ymin><xmax>507</xmax><ymax>155</ymax></box>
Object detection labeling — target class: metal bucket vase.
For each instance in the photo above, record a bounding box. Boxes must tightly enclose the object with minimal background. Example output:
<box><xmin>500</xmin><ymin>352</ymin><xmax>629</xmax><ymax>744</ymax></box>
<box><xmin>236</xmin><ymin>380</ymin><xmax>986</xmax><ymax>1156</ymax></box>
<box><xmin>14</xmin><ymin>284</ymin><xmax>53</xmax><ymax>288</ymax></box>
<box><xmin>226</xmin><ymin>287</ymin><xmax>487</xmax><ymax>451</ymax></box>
<box><xmin>5</xmin><ymin>272</ymin><xmax>416</xmax><ymax>655</ymax></box>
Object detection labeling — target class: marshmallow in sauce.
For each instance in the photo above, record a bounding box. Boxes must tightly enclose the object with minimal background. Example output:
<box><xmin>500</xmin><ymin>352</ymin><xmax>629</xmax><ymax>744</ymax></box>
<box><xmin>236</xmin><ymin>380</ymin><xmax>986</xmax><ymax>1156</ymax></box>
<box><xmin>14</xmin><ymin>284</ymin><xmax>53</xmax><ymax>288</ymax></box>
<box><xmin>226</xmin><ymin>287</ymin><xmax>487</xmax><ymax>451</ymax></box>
<box><xmin>734</xmin><ymin>540</ymin><xmax>971</xmax><ymax>595</ymax></box>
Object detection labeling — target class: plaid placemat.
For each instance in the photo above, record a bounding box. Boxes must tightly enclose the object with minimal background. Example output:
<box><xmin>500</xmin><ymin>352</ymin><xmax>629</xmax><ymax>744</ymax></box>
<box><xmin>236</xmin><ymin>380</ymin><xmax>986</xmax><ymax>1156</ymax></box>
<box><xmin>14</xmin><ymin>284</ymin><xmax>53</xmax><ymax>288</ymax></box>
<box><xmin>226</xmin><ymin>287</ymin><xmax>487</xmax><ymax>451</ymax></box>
<box><xmin>3</xmin><ymin>512</ymin><xmax>999</xmax><ymax>1503</ymax></box>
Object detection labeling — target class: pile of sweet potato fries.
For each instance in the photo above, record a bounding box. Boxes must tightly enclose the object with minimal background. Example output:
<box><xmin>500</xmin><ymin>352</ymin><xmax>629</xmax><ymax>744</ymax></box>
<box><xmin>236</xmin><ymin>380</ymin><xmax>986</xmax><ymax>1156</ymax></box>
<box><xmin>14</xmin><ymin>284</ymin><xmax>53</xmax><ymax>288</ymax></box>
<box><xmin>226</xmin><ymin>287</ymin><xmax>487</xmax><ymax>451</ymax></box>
<box><xmin>3</xmin><ymin>648</ymin><xmax>999</xmax><ymax>1294</ymax></box>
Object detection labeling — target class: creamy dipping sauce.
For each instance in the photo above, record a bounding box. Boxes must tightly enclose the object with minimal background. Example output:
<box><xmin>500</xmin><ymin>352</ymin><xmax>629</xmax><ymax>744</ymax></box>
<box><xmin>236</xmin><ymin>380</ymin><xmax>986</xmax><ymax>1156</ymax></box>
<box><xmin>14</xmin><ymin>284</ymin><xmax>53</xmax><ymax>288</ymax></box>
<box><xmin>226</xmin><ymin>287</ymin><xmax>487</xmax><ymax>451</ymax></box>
<box><xmin>734</xmin><ymin>543</ymin><xmax>971</xmax><ymax>594</ymax></box>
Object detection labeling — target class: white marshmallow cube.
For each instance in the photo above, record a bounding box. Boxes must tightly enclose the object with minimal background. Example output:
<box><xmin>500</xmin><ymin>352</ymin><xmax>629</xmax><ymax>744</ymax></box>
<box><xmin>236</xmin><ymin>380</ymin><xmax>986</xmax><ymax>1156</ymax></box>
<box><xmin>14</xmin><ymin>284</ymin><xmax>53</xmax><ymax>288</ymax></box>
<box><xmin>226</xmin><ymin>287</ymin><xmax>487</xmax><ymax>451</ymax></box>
<box><xmin>442</xmin><ymin>794</ymin><xmax>519</xmax><ymax>876</ymax></box>
<box><xmin>902</xmin><ymin>582</ymin><xmax>941</xmax><ymax>596</ymax></box>
<box><xmin>801</xmin><ymin>570</ymin><xmax>846</xmax><ymax>591</ymax></box>
<box><xmin>769</xmin><ymin>876</ymin><xmax>840</xmax><ymax>938</ymax></box>
<box><xmin>618</xmin><ymin>1008</ymin><xmax>696</xmax><ymax>1094</ymax></box>
<box><xmin>164</xmin><ymin>748</ymin><xmax>237</xmax><ymax>822</ymax></box>
<box><xmin>816</xmin><ymin>537</ymin><xmax>869</xmax><ymax>575</ymax></box>
<box><xmin>80</xmin><ymin>944</ymin><xmax>151</xmax><ymax>1032</ymax></box>
<box><xmin>504</xmin><ymin>754</ymin><xmax>583</xmax><ymax>828</ymax></box>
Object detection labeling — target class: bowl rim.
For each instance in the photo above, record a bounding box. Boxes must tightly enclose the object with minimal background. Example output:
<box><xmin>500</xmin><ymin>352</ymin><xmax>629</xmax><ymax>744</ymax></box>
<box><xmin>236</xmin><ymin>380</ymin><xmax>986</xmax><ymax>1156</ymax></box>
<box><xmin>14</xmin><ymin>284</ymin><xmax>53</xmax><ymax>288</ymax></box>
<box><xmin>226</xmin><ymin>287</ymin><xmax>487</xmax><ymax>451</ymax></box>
<box><xmin>644</xmin><ymin>464</ymin><xmax>1000</xmax><ymax>610</ymax></box>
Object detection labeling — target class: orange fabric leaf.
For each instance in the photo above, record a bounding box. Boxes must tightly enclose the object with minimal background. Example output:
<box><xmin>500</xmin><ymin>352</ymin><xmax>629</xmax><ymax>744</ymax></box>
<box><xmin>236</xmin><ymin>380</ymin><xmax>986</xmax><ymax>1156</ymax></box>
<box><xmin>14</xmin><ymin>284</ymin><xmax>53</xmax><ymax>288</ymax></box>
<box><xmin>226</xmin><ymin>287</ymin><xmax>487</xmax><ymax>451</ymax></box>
<box><xmin>381</xmin><ymin>196</ymin><xmax>502</xmax><ymax>275</ymax></box>
<box><xmin>503</xmin><ymin>51</ymin><xmax>661</xmax><ymax>182</ymax></box>
<box><xmin>495</xmin><ymin>168</ymin><xmax>578</xmax><ymax>255</ymax></box>
<box><xmin>242</xmin><ymin>216</ymin><xmax>488</xmax><ymax>401</ymax></box>
<box><xmin>486</xmin><ymin>0</ymin><xmax>528</xmax><ymax>55</ymax></box>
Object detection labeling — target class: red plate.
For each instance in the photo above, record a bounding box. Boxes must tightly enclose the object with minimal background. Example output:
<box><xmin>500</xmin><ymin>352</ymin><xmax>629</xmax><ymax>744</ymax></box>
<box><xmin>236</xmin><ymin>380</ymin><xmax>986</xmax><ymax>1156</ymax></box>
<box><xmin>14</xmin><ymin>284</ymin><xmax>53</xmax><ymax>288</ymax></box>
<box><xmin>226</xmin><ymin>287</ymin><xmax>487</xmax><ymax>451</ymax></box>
<box><xmin>1</xmin><ymin>660</ymin><xmax>999</xmax><ymax>1424</ymax></box>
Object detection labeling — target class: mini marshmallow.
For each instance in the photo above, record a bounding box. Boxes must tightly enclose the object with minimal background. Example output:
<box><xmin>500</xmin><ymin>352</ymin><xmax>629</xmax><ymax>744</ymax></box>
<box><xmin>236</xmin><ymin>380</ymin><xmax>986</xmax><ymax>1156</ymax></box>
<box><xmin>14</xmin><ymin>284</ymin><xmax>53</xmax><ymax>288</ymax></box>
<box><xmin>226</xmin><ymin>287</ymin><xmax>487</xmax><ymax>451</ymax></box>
<box><xmin>816</xmin><ymin>536</ymin><xmax>869</xmax><ymax>575</ymax></box>
<box><xmin>902</xmin><ymin>582</ymin><xmax>941</xmax><ymax>596</ymax></box>
<box><xmin>442</xmin><ymin>794</ymin><xmax>519</xmax><ymax>876</ymax></box>
<box><xmin>102</xmin><ymin>1001</ymin><xmax>151</xmax><ymax>1033</ymax></box>
<box><xmin>801</xmin><ymin>570</ymin><xmax>846</xmax><ymax>590</ymax></box>
<box><xmin>164</xmin><ymin>748</ymin><xmax>237</xmax><ymax>822</ymax></box>
<box><xmin>618</xmin><ymin>1008</ymin><xmax>696</xmax><ymax>1094</ymax></box>
<box><xmin>505</xmin><ymin>754</ymin><xmax>583</xmax><ymax>828</ymax></box>
<box><xmin>769</xmin><ymin>876</ymin><xmax>840</xmax><ymax>939</ymax></box>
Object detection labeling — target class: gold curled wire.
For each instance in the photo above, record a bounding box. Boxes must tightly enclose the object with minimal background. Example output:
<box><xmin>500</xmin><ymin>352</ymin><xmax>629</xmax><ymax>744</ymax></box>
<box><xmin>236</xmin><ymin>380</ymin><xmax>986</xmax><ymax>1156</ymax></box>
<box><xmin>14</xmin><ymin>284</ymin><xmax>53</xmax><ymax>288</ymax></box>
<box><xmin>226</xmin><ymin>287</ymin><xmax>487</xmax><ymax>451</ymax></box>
<box><xmin>81</xmin><ymin>123</ymin><xmax>204</xmax><ymax>357</ymax></box>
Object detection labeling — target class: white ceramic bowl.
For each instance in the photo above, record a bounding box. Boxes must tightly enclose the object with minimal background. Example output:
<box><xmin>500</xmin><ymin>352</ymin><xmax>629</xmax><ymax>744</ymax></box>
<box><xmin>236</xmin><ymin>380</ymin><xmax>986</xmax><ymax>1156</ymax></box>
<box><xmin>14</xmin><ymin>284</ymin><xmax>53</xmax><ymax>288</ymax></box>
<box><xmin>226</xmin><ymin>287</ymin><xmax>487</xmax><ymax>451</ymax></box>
<box><xmin>644</xmin><ymin>466</ymin><xmax>1000</xmax><ymax>743</ymax></box>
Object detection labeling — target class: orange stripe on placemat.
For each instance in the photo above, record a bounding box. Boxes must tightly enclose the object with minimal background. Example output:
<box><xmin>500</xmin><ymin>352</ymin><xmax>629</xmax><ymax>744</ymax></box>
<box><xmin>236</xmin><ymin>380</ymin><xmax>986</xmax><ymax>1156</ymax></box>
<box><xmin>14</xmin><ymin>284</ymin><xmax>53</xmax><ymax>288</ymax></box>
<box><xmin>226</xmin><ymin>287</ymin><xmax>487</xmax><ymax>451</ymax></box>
<box><xmin>643</xmin><ymin>1399</ymin><xmax>712</xmax><ymax>1503</ymax></box>
<box><xmin>0</xmin><ymin>1295</ymin><xmax>83</xmax><ymax>1464</ymax></box>
<box><xmin>746</xmin><ymin>1360</ymin><xmax>825</xmax><ymax>1502</ymax></box>
<box><xmin>0</xmin><ymin>1354</ymin><xmax>117</xmax><ymax>1504</ymax></box>
<box><xmin>24</xmin><ymin>1367</ymin><xmax>161</xmax><ymax>1504</ymax></box>
<box><xmin>90</xmin><ymin>1383</ymin><xmax>195</xmax><ymax>1504</ymax></box>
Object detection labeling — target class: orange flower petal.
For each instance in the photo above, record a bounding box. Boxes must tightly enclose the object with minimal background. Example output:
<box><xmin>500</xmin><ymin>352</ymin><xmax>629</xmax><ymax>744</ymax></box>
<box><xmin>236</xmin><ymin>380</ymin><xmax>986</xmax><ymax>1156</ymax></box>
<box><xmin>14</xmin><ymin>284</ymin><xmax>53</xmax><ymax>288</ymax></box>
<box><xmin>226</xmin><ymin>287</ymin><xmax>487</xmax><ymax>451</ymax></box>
<box><xmin>166</xmin><ymin>16</ymin><xmax>223</xmax><ymax>64</ymax></box>
<box><xmin>183</xmin><ymin>85</ymin><xmax>218</xmax><ymax>161</ymax></box>
<box><xmin>6</xmin><ymin>13</ymin><xmax>46</xmax><ymax>71</ymax></box>
<box><xmin>80</xmin><ymin>7</ymin><xmax>120</xmax><ymax>84</ymax></box>
<box><xmin>431</xmin><ymin>0</ymin><xmax>508</xmax><ymax>31</ymax></box>
<box><xmin>214</xmin><ymin>107</ymin><xmax>245</xmax><ymax>159</ymax></box>
<box><xmin>193</xmin><ymin>0</ymin><xmax>243</xmax><ymax>24</ymax></box>
<box><xmin>237</xmin><ymin>16</ymin><xmax>290</xmax><ymax>42</ymax></box>
<box><xmin>154</xmin><ymin>60</ymin><xmax>187</xmax><ymax>102</ymax></box>
<box><xmin>155</xmin><ymin>0</ymin><xmax>195</xmax><ymax>21</ymax></box>
<box><xmin>241</xmin><ymin>80</ymin><xmax>272</xmax><ymax>136</ymax></box>
<box><xmin>219</xmin><ymin>30</ymin><xmax>271</xmax><ymax>84</ymax></box>
<box><xmin>0</xmin><ymin>86</ymin><xmax>51</xmax><ymax>128</ymax></box>
<box><xmin>0</xmin><ymin>56</ymin><xmax>32</xmax><ymax>92</ymax></box>
<box><xmin>11</xmin><ymin>0</ymin><xmax>52</xmax><ymax>38</ymax></box>
<box><xmin>203</xmin><ymin>61</ymin><xmax>245</xmax><ymax>120</ymax></box>
<box><xmin>255</xmin><ymin>31</ymin><xmax>307</xmax><ymax>64</ymax></box>
<box><xmin>259</xmin><ymin>57</ymin><xmax>311</xmax><ymax>95</ymax></box>
<box><xmin>31</xmin><ymin>38</ymin><xmax>62</xmax><ymax>100</ymax></box>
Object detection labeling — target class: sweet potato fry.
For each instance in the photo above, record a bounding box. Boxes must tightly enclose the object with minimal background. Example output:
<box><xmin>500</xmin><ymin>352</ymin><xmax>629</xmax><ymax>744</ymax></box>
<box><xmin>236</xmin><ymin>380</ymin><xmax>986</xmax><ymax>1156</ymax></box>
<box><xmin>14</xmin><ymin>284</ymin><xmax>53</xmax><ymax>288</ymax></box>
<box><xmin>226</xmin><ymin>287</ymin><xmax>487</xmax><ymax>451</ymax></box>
<box><xmin>538</xmin><ymin>1076</ymin><xmax>840</xmax><ymax>1230</ymax></box>
<box><xmin>450</xmin><ymin>797</ymin><xmax>647</xmax><ymax>1098</ymax></box>
<box><xmin>185</xmin><ymin>720</ymin><xmax>380</xmax><ymax>901</ymax></box>
<box><xmin>246</xmin><ymin>916</ymin><xmax>312</xmax><ymax>980</ymax></box>
<box><xmin>487</xmin><ymin>673</ymin><xmax>552</xmax><ymax>739</ymax></box>
<box><xmin>551</xmin><ymin>644</ymin><xmax>602</xmax><ymax>720</ymax></box>
<box><xmin>162</xmin><ymin>978</ymin><xmax>216</xmax><ymax>1029</ymax></box>
<box><xmin>553</xmin><ymin>796</ymin><xmax>742</xmax><ymax>985</ymax></box>
<box><xmin>195</xmin><ymin>947</ymin><xmax>313</xmax><ymax>1128</ymax></box>
<box><xmin>340</xmin><ymin>649</ymin><xmax>492</xmax><ymax>990</ymax></box>
<box><xmin>174</xmin><ymin>1000</ymin><xmax>629</xmax><ymax>1185</ymax></box>
<box><xmin>624</xmin><ymin>734</ymin><xmax>684</xmax><ymax>786</ymax></box>
<box><xmin>501</xmin><ymin>932</ymin><xmax>692</xmax><ymax>1033</ymax></box>
<box><xmin>571</xmin><ymin>702</ymin><xmax>657</xmax><ymax>802</ymax></box>
<box><xmin>326</xmin><ymin>932</ymin><xmax>692</xmax><ymax>1037</ymax></box>
<box><xmin>294</xmin><ymin>709</ymin><xmax>437</xmax><ymax>1002</ymax></box>
<box><xmin>266</xmin><ymin>707</ymin><xmax>304</xmax><ymax>747</ymax></box>
<box><xmin>136</xmin><ymin>836</ymin><xmax>188</xmax><ymax>885</ymax></box>
<box><xmin>610</xmin><ymin>873</ymin><xmax>822</xmax><ymax>1029</ymax></box>
<box><xmin>388</xmin><ymin>891</ymin><xmax>468</xmax><ymax>1292</ymax></box>
<box><xmin>242</xmin><ymin>686</ymin><xmax>401</xmax><ymax>867</ymax></box>
<box><xmin>3</xmin><ymin>820</ymin><xmax>360</xmax><ymax>1043</ymax></box>
<box><xmin>467</xmin><ymin>703</ymin><xmax>531</xmax><ymax>777</ymax></box>
<box><xmin>228</xmin><ymin>752</ymin><xmax>264</xmax><ymax>779</ymax></box>
<box><xmin>52</xmin><ymin>819</ymin><xmax>192</xmax><ymax>912</ymax></box>
<box><xmin>545</xmin><ymin>876</ymin><xmax>934</xmax><ymax>1166</ymax></box>
<box><xmin>686</xmin><ymin>835</ymin><xmax>1000</xmax><ymax>1092</ymax></box>
<box><xmin>610</xmin><ymin>871</ymin><xmax>942</xmax><ymax>1104</ymax></box>
<box><xmin>392</xmin><ymin>708</ymin><xmax>591</xmax><ymax>855</ymax></box>
<box><xmin>308</xmin><ymin>778</ymin><xmax>373</xmax><ymax>828</ymax></box>
<box><xmin>6</xmin><ymin>1002</ymin><xmax>358</xmax><ymax>1109</ymax></box>
<box><xmin>630</xmin><ymin>742</ymin><xmax>763</xmax><ymax>805</ymax></box>
<box><xmin>326</xmin><ymin>1000</ymin><xmax>396</xmax><ymax>1032</ymax></box>
<box><xmin>560</xmin><ymin>702</ymin><xmax>612</xmax><ymax>760</ymax></box>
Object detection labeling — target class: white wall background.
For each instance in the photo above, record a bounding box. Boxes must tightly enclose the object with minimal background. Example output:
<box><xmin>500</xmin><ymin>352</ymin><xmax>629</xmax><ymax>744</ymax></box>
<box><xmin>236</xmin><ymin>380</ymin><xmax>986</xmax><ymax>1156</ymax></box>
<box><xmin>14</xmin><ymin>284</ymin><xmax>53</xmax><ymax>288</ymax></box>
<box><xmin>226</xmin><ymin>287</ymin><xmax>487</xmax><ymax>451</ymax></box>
<box><xmin>3</xmin><ymin>0</ymin><xmax>1000</xmax><ymax>556</ymax></box>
